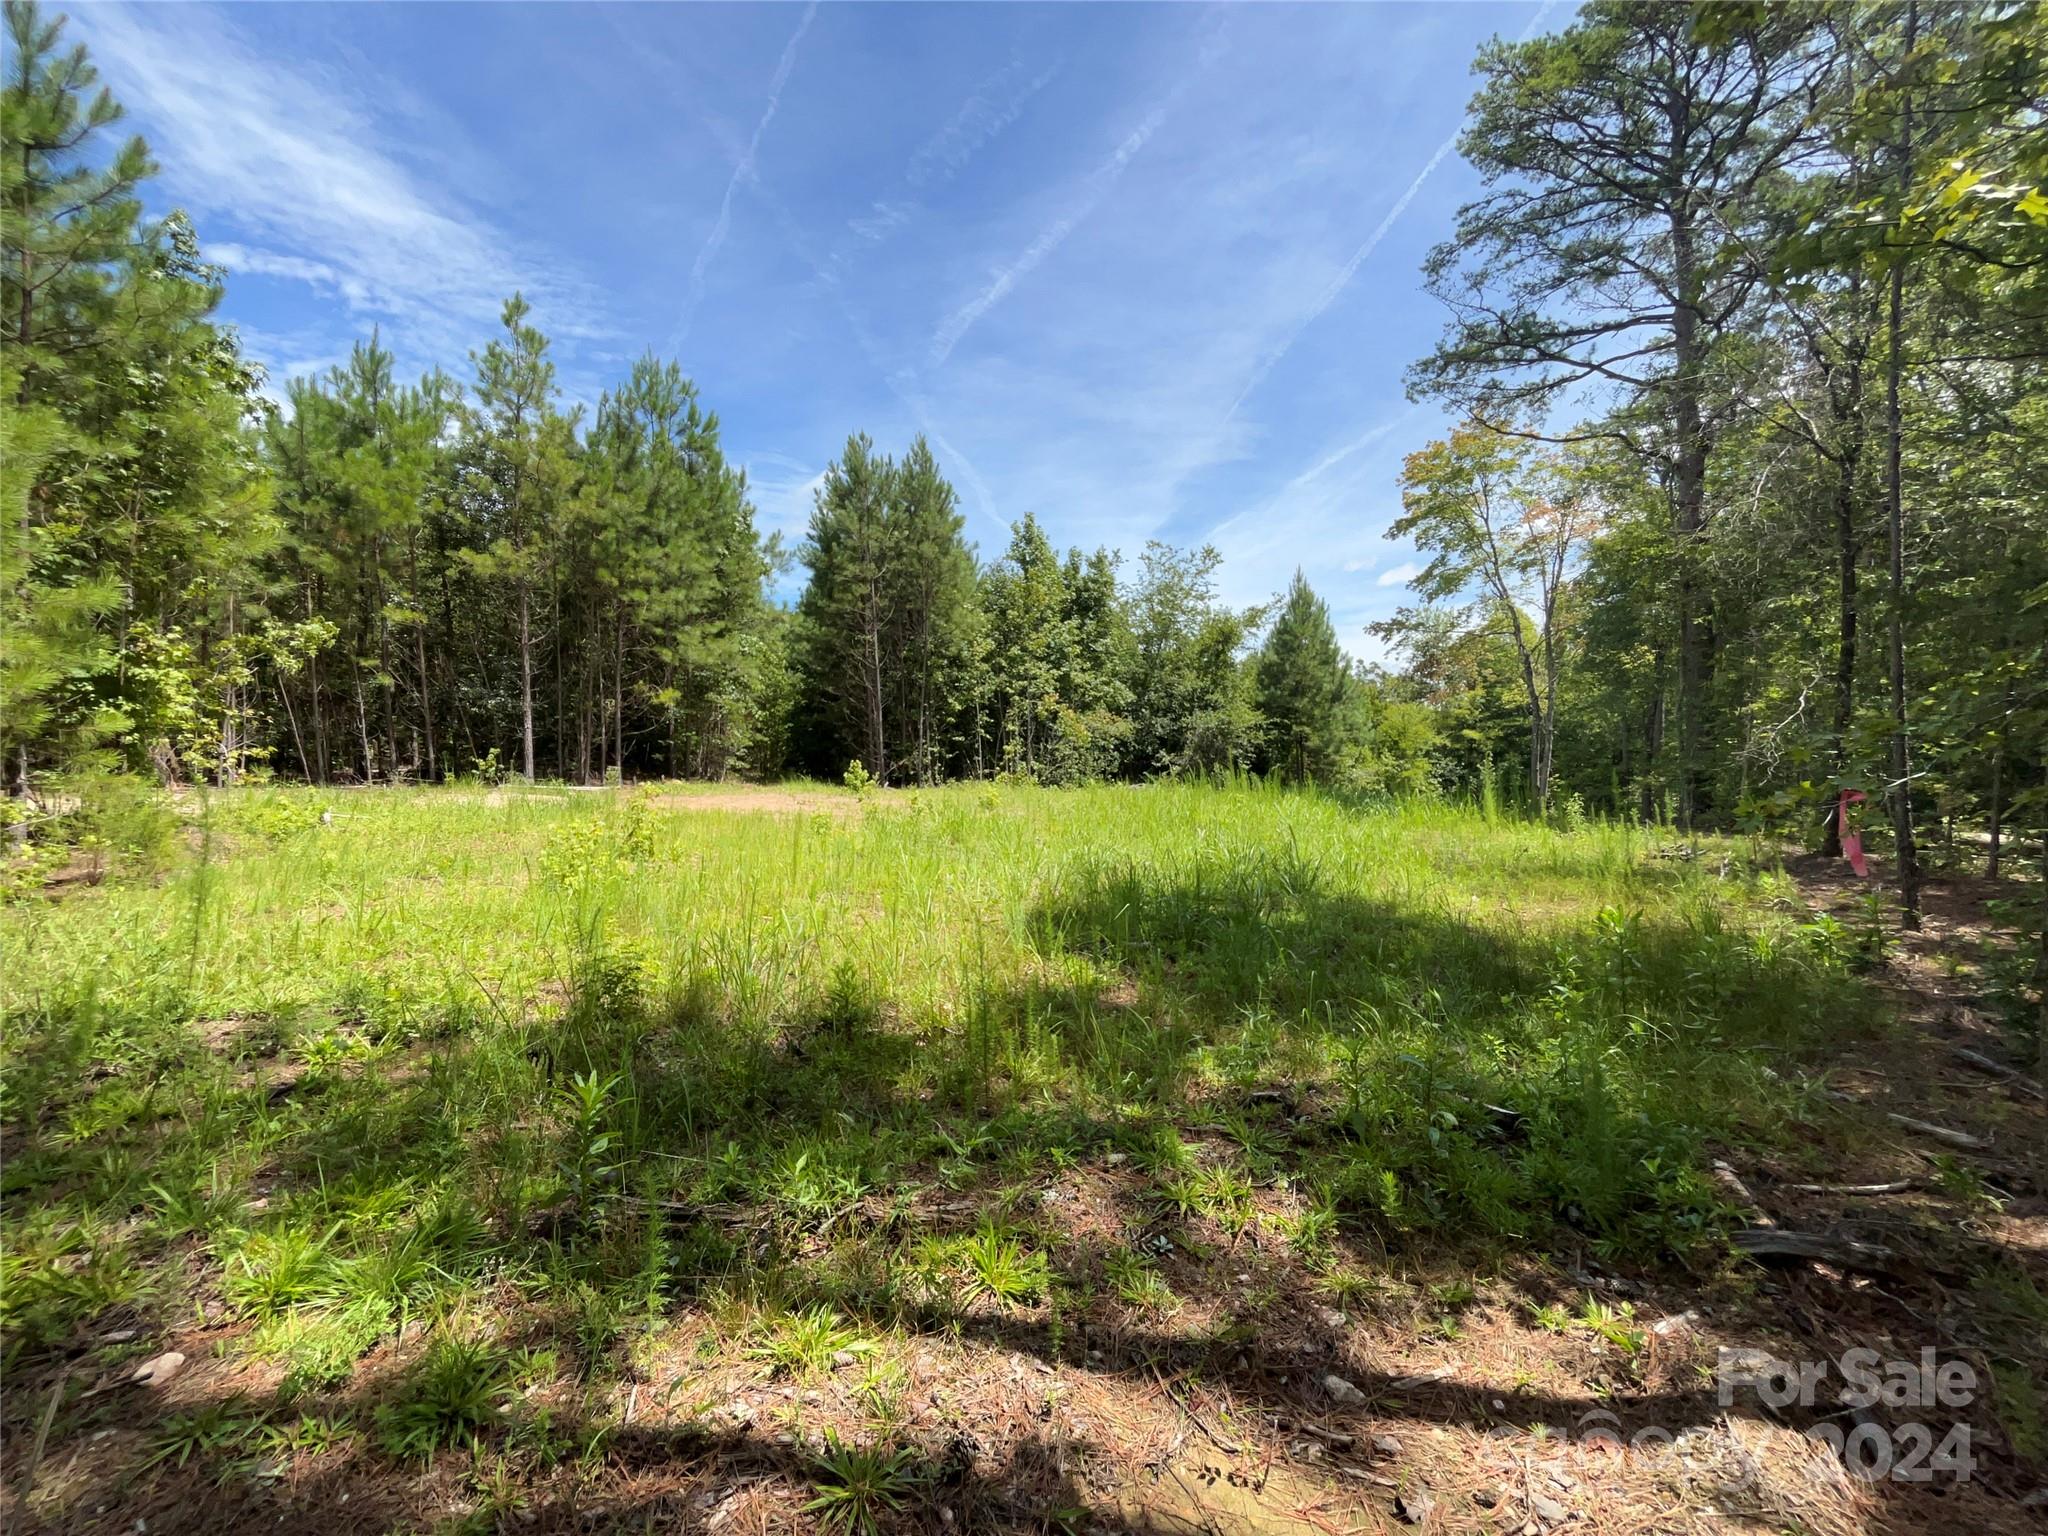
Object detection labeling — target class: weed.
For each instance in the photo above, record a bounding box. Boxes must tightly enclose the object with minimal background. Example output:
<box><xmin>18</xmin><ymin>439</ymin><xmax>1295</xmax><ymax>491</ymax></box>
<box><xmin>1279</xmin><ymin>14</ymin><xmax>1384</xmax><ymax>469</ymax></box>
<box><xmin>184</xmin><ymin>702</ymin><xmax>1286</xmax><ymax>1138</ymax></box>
<box><xmin>1991</xmin><ymin>1362</ymin><xmax>2045</xmax><ymax>1464</ymax></box>
<box><xmin>1577</xmin><ymin>1296</ymin><xmax>1645</xmax><ymax>1355</ymax></box>
<box><xmin>249</xmin><ymin>1297</ymin><xmax>390</xmax><ymax>1396</ymax></box>
<box><xmin>146</xmin><ymin>1398</ymin><xmax>261</xmax><ymax>1470</ymax></box>
<box><xmin>957</xmin><ymin>1220</ymin><xmax>1050</xmax><ymax>1307</ymax></box>
<box><xmin>1105</xmin><ymin>1248</ymin><xmax>1177</xmax><ymax>1313</ymax></box>
<box><xmin>257</xmin><ymin>1413</ymin><xmax>354</xmax><ymax>1460</ymax></box>
<box><xmin>748</xmin><ymin>1304</ymin><xmax>870</xmax><ymax>1377</ymax></box>
<box><xmin>221</xmin><ymin>1224</ymin><xmax>341</xmax><ymax>1318</ymax></box>
<box><xmin>805</xmin><ymin>1434</ymin><xmax>922</xmax><ymax>1535</ymax></box>
<box><xmin>375</xmin><ymin>1330</ymin><xmax>510</xmax><ymax>1461</ymax></box>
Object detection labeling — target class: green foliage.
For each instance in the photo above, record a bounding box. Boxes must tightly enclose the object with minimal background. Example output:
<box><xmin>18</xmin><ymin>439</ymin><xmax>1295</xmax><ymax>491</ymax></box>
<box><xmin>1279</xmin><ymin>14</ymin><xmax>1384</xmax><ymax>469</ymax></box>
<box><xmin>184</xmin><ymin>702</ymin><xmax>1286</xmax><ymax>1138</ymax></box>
<box><xmin>955</xmin><ymin>1220</ymin><xmax>1050</xmax><ymax>1306</ymax></box>
<box><xmin>804</xmin><ymin>1434</ymin><xmax>923</xmax><ymax>1536</ymax></box>
<box><xmin>1253</xmin><ymin>572</ymin><xmax>1352</xmax><ymax>783</ymax></box>
<box><xmin>795</xmin><ymin>433</ymin><xmax>977</xmax><ymax>786</ymax></box>
<box><xmin>375</xmin><ymin>1330</ymin><xmax>510</xmax><ymax>1461</ymax></box>
<box><xmin>747</xmin><ymin>1303</ymin><xmax>870</xmax><ymax>1377</ymax></box>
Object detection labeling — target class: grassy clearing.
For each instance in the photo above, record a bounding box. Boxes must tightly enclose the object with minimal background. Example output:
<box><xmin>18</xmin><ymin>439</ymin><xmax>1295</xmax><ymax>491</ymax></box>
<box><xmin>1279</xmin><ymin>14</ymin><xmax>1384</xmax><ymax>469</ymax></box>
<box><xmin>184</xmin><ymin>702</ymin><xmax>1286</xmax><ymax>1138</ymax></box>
<box><xmin>1</xmin><ymin>779</ymin><xmax>1882</xmax><ymax>1527</ymax></box>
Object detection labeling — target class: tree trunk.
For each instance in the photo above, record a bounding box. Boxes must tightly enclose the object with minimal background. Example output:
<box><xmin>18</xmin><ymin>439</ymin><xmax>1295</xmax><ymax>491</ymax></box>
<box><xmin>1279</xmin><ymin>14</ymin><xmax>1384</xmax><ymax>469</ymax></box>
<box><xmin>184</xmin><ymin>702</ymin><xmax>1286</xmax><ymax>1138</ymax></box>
<box><xmin>1668</xmin><ymin>177</ymin><xmax>1710</xmax><ymax>834</ymax></box>
<box><xmin>1824</xmin><ymin>428</ymin><xmax>1861</xmax><ymax>858</ymax></box>
<box><xmin>1883</xmin><ymin>0</ymin><xmax>1922</xmax><ymax>930</ymax></box>
<box><xmin>2033</xmin><ymin>807</ymin><xmax>2048</xmax><ymax>1075</ymax></box>
<box><xmin>1512</xmin><ymin>636</ymin><xmax>1546</xmax><ymax>813</ymax></box>
<box><xmin>410</xmin><ymin>541</ymin><xmax>437</xmax><ymax>783</ymax></box>
<box><xmin>309</xmin><ymin>582</ymin><xmax>330</xmax><ymax>783</ymax></box>
<box><xmin>354</xmin><ymin>670</ymin><xmax>375</xmax><ymax>784</ymax></box>
<box><xmin>1639</xmin><ymin>654</ymin><xmax>1666</xmax><ymax>825</ymax></box>
<box><xmin>518</xmin><ymin>579</ymin><xmax>536</xmax><ymax>783</ymax></box>
<box><xmin>1986</xmin><ymin>734</ymin><xmax>2003</xmax><ymax>880</ymax></box>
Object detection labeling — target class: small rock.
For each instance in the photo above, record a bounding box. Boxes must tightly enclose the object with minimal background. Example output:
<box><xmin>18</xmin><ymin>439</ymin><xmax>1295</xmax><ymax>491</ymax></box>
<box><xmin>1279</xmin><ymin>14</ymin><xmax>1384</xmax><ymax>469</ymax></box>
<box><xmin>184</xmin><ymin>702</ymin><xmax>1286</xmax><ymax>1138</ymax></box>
<box><xmin>1317</xmin><ymin>1307</ymin><xmax>1348</xmax><ymax>1330</ymax></box>
<box><xmin>1529</xmin><ymin>1490</ymin><xmax>1569</xmax><ymax>1524</ymax></box>
<box><xmin>831</xmin><ymin>1349</ymin><xmax>858</xmax><ymax>1369</ymax></box>
<box><xmin>1396</xmin><ymin>1489</ymin><xmax>1436</xmax><ymax>1524</ymax></box>
<box><xmin>1474</xmin><ymin>1487</ymin><xmax>1502</xmax><ymax>1508</ymax></box>
<box><xmin>130</xmin><ymin>1351</ymin><xmax>184</xmax><ymax>1389</ymax></box>
<box><xmin>1322</xmin><ymin>1373</ymin><xmax>1367</xmax><ymax>1406</ymax></box>
<box><xmin>100</xmin><ymin>1328</ymin><xmax>139</xmax><ymax>1344</ymax></box>
<box><xmin>1391</xmin><ymin>1364</ymin><xmax>1454</xmax><ymax>1391</ymax></box>
<box><xmin>1105</xmin><ymin>1152</ymin><xmax>1128</xmax><ymax>1165</ymax></box>
<box><xmin>1491</xmin><ymin>1397</ymin><xmax>1506</xmax><ymax>1410</ymax></box>
<box><xmin>1372</xmin><ymin>1433</ymin><xmax>1403</xmax><ymax>1457</ymax></box>
<box><xmin>1652</xmin><ymin>1310</ymin><xmax>1700</xmax><ymax>1337</ymax></box>
<box><xmin>1718</xmin><ymin>1347</ymin><xmax>1789</xmax><ymax>1389</ymax></box>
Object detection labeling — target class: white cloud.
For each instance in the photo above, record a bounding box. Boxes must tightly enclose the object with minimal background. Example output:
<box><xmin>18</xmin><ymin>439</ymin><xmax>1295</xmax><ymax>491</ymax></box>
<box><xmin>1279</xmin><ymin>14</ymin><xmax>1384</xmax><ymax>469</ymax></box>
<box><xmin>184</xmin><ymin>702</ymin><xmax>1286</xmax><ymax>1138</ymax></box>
<box><xmin>1377</xmin><ymin>561</ymin><xmax>1421</xmax><ymax>588</ymax></box>
<box><xmin>1342</xmin><ymin>557</ymin><xmax>1373</xmax><ymax>573</ymax></box>
<box><xmin>848</xmin><ymin>201</ymin><xmax>915</xmax><ymax>244</ymax></box>
<box><xmin>907</xmin><ymin>58</ymin><xmax>1060</xmax><ymax>189</ymax></box>
<box><xmin>930</xmin><ymin>105</ymin><xmax>1170</xmax><ymax>367</ymax></box>
<box><xmin>77</xmin><ymin>3</ymin><xmax>604</xmax><ymax>372</ymax></box>
<box><xmin>1289</xmin><ymin>416</ymin><xmax>1405</xmax><ymax>489</ymax></box>
<box><xmin>673</xmin><ymin>1</ymin><xmax>819</xmax><ymax>348</ymax></box>
<box><xmin>745</xmin><ymin>456</ymin><xmax>826</xmax><ymax>547</ymax></box>
<box><xmin>1225</xmin><ymin>134</ymin><xmax>1458</xmax><ymax>422</ymax></box>
<box><xmin>1224</xmin><ymin>0</ymin><xmax>1563</xmax><ymax>423</ymax></box>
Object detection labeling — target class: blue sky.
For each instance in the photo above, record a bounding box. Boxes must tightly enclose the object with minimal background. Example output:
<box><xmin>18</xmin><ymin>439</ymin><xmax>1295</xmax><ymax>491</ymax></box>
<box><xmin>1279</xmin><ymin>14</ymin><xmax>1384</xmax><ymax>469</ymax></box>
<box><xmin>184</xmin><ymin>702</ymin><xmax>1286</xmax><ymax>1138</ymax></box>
<box><xmin>73</xmin><ymin>0</ymin><xmax>1558</xmax><ymax>657</ymax></box>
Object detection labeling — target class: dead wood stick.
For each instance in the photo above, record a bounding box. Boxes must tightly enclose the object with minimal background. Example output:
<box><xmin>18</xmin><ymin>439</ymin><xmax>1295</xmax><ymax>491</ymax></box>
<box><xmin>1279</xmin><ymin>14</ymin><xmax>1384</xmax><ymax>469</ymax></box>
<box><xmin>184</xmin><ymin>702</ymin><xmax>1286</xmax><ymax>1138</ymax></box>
<box><xmin>1950</xmin><ymin>1047</ymin><xmax>2046</xmax><ymax>1100</ymax></box>
<box><xmin>1779</xmin><ymin>1179</ymin><xmax>1916</xmax><ymax>1195</ymax></box>
<box><xmin>1885</xmin><ymin>1113</ymin><xmax>1991</xmax><ymax>1150</ymax></box>
<box><xmin>1733</xmin><ymin>1227</ymin><xmax>1896</xmax><ymax>1273</ymax></box>
<box><xmin>1285</xmin><ymin>1419</ymin><xmax>1356</xmax><ymax>1449</ymax></box>
<box><xmin>1712</xmin><ymin>1160</ymin><xmax>1773</xmax><ymax>1226</ymax></box>
<box><xmin>17</xmin><ymin>1370</ymin><xmax>67</xmax><ymax>1504</ymax></box>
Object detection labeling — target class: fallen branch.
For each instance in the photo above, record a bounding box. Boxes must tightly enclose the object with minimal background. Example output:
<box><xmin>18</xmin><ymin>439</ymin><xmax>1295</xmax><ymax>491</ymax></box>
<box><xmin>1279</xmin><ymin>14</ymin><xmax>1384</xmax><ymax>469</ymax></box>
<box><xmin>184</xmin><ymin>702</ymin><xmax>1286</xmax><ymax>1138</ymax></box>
<box><xmin>1950</xmin><ymin>1047</ymin><xmax>2046</xmax><ymax>1101</ymax></box>
<box><xmin>1779</xmin><ymin>1180</ymin><xmax>1916</xmax><ymax>1196</ymax></box>
<box><xmin>16</xmin><ymin>1371</ymin><xmax>66</xmax><ymax>1504</ymax></box>
<box><xmin>1885</xmin><ymin>1113</ymin><xmax>1991</xmax><ymax>1150</ymax></box>
<box><xmin>1284</xmin><ymin>1420</ymin><xmax>1355</xmax><ymax>1449</ymax></box>
<box><xmin>1712</xmin><ymin>1160</ymin><xmax>1772</xmax><ymax>1226</ymax></box>
<box><xmin>1733</xmin><ymin>1227</ymin><xmax>1896</xmax><ymax>1273</ymax></box>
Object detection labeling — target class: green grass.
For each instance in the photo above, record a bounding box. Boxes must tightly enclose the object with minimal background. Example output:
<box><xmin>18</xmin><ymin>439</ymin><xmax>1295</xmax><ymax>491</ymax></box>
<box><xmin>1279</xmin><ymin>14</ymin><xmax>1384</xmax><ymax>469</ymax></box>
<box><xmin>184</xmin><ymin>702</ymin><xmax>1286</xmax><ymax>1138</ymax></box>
<box><xmin>1</xmin><ymin>777</ymin><xmax>1873</xmax><ymax>1463</ymax></box>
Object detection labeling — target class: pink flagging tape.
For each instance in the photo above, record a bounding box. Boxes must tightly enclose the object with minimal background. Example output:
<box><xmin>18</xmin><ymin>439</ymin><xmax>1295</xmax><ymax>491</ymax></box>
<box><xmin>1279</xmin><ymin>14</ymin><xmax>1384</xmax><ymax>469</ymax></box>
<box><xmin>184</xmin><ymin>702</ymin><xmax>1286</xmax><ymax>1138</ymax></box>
<box><xmin>1839</xmin><ymin>789</ymin><xmax>1869</xmax><ymax>878</ymax></box>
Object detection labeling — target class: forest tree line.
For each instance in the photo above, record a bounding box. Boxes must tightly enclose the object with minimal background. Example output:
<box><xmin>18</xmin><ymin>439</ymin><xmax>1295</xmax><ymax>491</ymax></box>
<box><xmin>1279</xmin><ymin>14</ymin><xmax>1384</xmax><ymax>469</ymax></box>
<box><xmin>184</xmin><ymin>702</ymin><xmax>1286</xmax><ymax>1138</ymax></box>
<box><xmin>5</xmin><ymin>1</ymin><xmax>2046</xmax><ymax>908</ymax></box>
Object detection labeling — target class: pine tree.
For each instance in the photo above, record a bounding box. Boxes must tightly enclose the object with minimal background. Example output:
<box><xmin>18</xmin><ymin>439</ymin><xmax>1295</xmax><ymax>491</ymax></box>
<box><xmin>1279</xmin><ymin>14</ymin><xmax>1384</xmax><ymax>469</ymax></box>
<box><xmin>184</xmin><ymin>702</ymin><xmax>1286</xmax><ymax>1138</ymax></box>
<box><xmin>3</xmin><ymin>1</ymin><xmax>268</xmax><ymax>789</ymax></box>
<box><xmin>1411</xmin><ymin>1</ymin><xmax>1816</xmax><ymax>828</ymax></box>
<box><xmin>461</xmin><ymin>294</ymin><xmax>574</xmax><ymax>784</ymax></box>
<box><xmin>980</xmin><ymin>514</ymin><xmax>1071</xmax><ymax>777</ymax></box>
<box><xmin>1254</xmin><ymin>572</ymin><xmax>1348</xmax><ymax>783</ymax></box>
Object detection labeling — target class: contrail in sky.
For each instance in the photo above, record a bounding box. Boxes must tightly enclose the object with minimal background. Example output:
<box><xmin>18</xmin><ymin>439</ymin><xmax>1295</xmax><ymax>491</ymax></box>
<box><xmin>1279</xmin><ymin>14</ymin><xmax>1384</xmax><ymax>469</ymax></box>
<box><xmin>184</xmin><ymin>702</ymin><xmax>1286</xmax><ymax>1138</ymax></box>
<box><xmin>1224</xmin><ymin>0</ymin><xmax>1560</xmax><ymax>422</ymax></box>
<box><xmin>672</xmin><ymin>1</ymin><xmax>818</xmax><ymax>350</ymax></box>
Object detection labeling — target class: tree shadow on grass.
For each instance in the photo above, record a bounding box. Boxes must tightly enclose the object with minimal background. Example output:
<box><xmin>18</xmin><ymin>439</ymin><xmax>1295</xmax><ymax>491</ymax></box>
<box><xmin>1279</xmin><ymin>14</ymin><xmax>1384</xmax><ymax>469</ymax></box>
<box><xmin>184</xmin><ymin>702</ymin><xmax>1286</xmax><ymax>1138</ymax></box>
<box><xmin>5</xmin><ymin>848</ymin><xmax>2037</xmax><ymax>1533</ymax></box>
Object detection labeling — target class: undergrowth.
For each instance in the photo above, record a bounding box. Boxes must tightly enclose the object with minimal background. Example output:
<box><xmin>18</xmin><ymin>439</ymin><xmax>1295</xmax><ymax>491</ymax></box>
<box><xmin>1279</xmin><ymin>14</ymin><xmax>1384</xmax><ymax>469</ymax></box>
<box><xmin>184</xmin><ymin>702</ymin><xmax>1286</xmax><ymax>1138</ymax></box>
<box><xmin>1</xmin><ymin>778</ymin><xmax>1875</xmax><ymax>1476</ymax></box>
